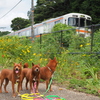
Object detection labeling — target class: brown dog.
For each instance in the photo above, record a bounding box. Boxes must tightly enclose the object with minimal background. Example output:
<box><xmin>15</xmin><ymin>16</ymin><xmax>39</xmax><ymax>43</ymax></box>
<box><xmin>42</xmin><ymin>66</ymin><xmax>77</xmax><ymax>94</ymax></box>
<box><xmin>0</xmin><ymin>63</ymin><xmax>22</xmax><ymax>97</ymax></box>
<box><xmin>21</xmin><ymin>63</ymin><xmax>40</xmax><ymax>93</ymax></box>
<box><xmin>40</xmin><ymin>57</ymin><xmax>58</xmax><ymax>91</ymax></box>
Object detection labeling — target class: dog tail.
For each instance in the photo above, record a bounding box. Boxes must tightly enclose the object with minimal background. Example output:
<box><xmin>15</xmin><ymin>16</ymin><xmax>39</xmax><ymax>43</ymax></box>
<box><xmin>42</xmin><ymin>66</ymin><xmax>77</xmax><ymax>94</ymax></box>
<box><xmin>23</xmin><ymin>63</ymin><xmax>29</xmax><ymax>68</ymax></box>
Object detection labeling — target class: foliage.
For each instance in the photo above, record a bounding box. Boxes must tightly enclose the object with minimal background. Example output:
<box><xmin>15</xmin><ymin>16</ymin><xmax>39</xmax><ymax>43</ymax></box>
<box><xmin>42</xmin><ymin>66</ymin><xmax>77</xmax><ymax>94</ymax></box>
<box><xmin>11</xmin><ymin>17</ymin><xmax>30</xmax><ymax>31</ymax></box>
<box><xmin>0</xmin><ymin>24</ymin><xmax>100</xmax><ymax>96</ymax></box>
<box><xmin>34</xmin><ymin>0</ymin><xmax>100</xmax><ymax>24</ymax></box>
<box><xmin>51</xmin><ymin>23</ymin><xmax>76</xmax><ymax>48</ymax></box>
<box><xmin>0</xmin><ymin>31</ymin><xmax>10</xmax><ymax>36</ymax></box>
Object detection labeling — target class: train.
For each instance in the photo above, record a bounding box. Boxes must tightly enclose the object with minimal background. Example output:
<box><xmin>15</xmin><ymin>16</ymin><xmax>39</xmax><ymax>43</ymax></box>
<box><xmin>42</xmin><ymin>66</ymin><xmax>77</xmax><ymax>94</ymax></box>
<box><xmin>8</xmin><ymin>13</ymin><xmax>92</xmax><ymax>38</ymax></box>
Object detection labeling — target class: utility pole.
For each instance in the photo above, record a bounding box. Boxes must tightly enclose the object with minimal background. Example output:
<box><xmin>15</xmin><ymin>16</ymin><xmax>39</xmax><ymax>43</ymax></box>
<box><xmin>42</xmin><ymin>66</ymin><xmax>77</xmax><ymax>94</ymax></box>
<box><xmin>31</xmin><ymin>0</ymin><xmax>34</xmax><ymax>39</ymax></box>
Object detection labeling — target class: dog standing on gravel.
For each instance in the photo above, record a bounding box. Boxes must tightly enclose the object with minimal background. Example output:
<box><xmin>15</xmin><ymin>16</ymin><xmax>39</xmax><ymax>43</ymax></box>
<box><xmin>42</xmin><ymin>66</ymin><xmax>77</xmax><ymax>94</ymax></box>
<box><xmin>21</xmin><ymin>63</ymin><xmax>40</xmax><ymax>93</ymax></box>
<box><xmin>40</xmin><ymin>57</ymin><xmax>58</xmax><ymax>92</ymax></box>
<box><xmin>0</xmin><ymin>63</ymin><xmax>22</xmax><ymax>97</ymax></box>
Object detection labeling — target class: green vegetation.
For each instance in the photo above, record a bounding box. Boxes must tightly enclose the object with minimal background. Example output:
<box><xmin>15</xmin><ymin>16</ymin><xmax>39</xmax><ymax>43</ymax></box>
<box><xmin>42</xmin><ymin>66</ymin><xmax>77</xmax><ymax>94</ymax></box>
<box><xmin>0</xmin><ymin>23</ymin><xmax>100</xmax><ymax>96</ymax></box>
<box><xmin>11</xmin><ymin>17</ymin><xmax>30</xmax><ymax>31</ymax></box>
<box><xmin>0</xmin><ymin>31</ymin><xmax>10</xmax><ymax>36</ymax></box>
<box><xmin>34</xmin><ymin>0</ymin><xmax>100</xmax><ymax>24</ymax></box>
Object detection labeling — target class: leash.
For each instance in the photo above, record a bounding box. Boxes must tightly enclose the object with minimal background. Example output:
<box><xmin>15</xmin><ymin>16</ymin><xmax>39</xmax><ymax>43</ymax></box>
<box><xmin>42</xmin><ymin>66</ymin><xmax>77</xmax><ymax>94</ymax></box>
<box><xmin>32</xmin><ymin>81</ymin><xmax>36</xmax><ymax>93</ymax></box>
<box><xmin>43</xmin><ymin>75</ymin><xmax>53</xmax><ymax>95</ymax></box>
<box><xmin>19</xmin><ymin>71</ymin><xmax>66</xmax><ymax>100</ymax></box>
<box><xmin>19</xmin><ymin>82</ymin><xmax>44</xmax><ymax>100</ymax></box>
<box><xmin>16</xmin><ymin>82</ymin><xmax>21</xmax><ymax>96</ymax></box>
<box><xmin>21</xmin><ymin>93</ymin><xmax>44</xmax><ymax>100</ymax></box>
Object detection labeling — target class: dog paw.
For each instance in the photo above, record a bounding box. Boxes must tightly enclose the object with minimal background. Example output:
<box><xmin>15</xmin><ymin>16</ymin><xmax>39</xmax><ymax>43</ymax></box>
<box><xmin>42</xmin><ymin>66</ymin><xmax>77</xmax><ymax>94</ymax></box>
<box><xmin>12</xmin><ymin>95</ymin><xmax>16</xmax><ymax>98</ymax></box>
<box><xmin>5</xmin><ymin>91</ymin><xmax>8</xmax><ymax>93</ymax></box>
<box><xmin>49</xmin><ymin>89</ymin><xmax>54</xmax><ymax>92</ymax></box>
<box><xmin>35</xmin><ymin>90</ymin><xmax>39</xmax><ymax>93</ymax></box>
<box><xmin>26</xmin><ymin>88</ymin><xmax>28</xmax><ymax>90</ymax></box>
<box><xmin>18</xmin><ymin>93</ymin><xmax>21</xmax><ymax>96</ymax></box>
<box><xmin>0</xmin><ymin>91</ymin><xmax>2</xmax><ymax>93</ymax></box>
<box><xmin>12</xmin><ymin>94</ymin><xmax>16</xmax><ymax>98</ymax></box>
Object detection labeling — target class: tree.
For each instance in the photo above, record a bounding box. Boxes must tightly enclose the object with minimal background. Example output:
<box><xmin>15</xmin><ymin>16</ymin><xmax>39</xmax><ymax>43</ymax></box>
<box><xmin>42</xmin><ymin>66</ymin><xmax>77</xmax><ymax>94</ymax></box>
<box><xmin>0</xmin><ymin>31</ymin><xmax>10</xmax><ymax>36</ymax></box>
<box><xmin>33</xmin><ymin>0</ymin><xmax>100</xmax><ymax>24</ymax></box>
<box><xmin>11</xmin><ymin>17</ymin><xmax>30</xmax><ymax>31</ymax></box>
<box><xmin>84</xmin><ymin>0</ymin><xmax>100</xmax><ymax>24</ymax></box>
<box><xmin>34</xmin><ymin>0</ymin><xmax>68</xmax><ymax>23</ymax></box>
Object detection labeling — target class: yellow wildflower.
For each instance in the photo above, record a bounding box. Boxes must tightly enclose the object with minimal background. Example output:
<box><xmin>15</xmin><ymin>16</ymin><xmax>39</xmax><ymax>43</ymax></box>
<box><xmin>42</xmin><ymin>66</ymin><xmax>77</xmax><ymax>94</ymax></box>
<box><xmin>82</xmin><ymin>54</ymin><xmax>86</xmax><ymax>56</ymax></box>
<box><xmin>22</xmin><ymin>50</ymin><xmax>24</xmax><ymax>52</ymax></box>
<box><xmin>40</xmin><ymin>58</ymin><xmax>42</xmax><ymax>61</ymax></box>
<box><xmin>80</xmin><ymin>44</ymin><xmax>83</xmax><ymax>47</ymax></box>
<box><xmin>33</xmin><ymin>53</ymin><xmax>36</xmax><ymax>55</ymax></box>
<box><xmin>39</xmin><ymin>54</ymin><xmax>42</xmax><ymax>56</ymax></box>
<box><xmin>86</xmin><ymin>43</ymin><xmax>90</xmax><ymax>45</ymax></box>
<box><xmin>45</xmin><ymin>59</ymin><xmax>47</xmax><ymax>61</ymax></box>
<box><xmin>30</xmin><ymin>59</ymin><xmax>32</xmax><ymax>61</ymax></box>
<box><xmin>29</xmin><ymin>46</ymin><xmax>32</xmax><ymax>48</ymax></box>
<box><xmin>27</xmin><ymin>49</ymin><xmax>30</xmax><ymax>53</ymax></box>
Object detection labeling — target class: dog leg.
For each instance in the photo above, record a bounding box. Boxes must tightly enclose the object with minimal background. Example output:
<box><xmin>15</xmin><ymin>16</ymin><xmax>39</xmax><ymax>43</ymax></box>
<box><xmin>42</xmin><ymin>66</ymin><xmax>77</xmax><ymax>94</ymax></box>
<box><xmin>49</xmin><ymin>79</ymin><xmax>53</xmax><ymax>92</ymax></box>
<box><xmin>46</xmin><ymin>79</ymin><xmax>53</xmax><ymax>92</ymax></box>
<box><xmin>12</xmin><ymin>82</ymin><xmax>16</xmax><ymax>97</ymax></box>
<box><xmin>46</xmin><ymin>80</ymin><xmax>49</xmax><ymax>91</ymax></box>
<box><xmin>4</xmin><ymin>79</ymin><xmax>9</xmax><ymax>93</ymax></box>
<box><xmin>20</xmin><ymin>77</ymin><xmax>24</xmax><ymax>91</ymax></box>
<box><xmin>0</xmin><ymin>78</ymin><xmax>4</xmax><ymax>93</ymax></box>
<box><xmin>17</xmin><ymin>82</ymin><xmax>20</xmax><ymax>94</ymax></box>
<box><xmin>35</xmin><ymin>81</ymin><xmax>39</xmax><ymax>93</ymax></box>
<box><xmin>49</xmin><ymin>83</ymin><xmax>52</xmax><ymax>92</ymax></box>
<box><xmin>30</xmin><ymin>80</ymin><xmax>32</xmax><ymax>93</ymax></box>
<box><xmin>26</xmin><ymin>78</ymin><xmax>29</xmax><ymax>90</ymax></box>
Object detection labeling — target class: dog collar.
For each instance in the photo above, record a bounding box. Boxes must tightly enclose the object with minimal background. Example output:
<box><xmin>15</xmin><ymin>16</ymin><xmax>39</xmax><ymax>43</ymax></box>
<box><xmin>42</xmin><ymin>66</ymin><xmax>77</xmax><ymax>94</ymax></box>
<box><xmin>33</xmin><ymin>76</ymin><xmax>36</xmax><ymax>82</ymax></box>
<box><xmin>47</xmin><ymin>66</ymin><xmax>53</xmax><ymax>73</ymax></box>
<box><xmin>15</xmin><ymin>75</ymin><xmax>20</xmax><ymax>82</ymax></box>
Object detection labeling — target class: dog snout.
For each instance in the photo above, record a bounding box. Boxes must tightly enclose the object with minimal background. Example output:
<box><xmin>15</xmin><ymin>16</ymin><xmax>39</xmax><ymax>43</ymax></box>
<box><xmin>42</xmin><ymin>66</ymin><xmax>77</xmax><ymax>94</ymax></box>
<box><xmin>15</xmin><ymin>68</ymin><xmax>19</xmax><ymax>71</ymax></box>
<box><xmin>35</xmin><ymin>68</ymin><xmax>39</xmax><ymax>72</ymax></box>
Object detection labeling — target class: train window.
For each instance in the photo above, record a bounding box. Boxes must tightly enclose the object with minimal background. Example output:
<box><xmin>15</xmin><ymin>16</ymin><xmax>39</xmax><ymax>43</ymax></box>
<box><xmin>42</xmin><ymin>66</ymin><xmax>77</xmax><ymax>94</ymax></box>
<box><xmin>68</xmin><ymin>17</ymin><xmax>78</xmax><ymax>27</ymax></box>
<box><xmin>55</xmin><ymin>20</ymin><xmax>60</xmax><ymax>24</ymax></box>
<box><xmin>80</xmin><ymin>18</ymin><xmax>85</xmax><ymax>27</ymax></box>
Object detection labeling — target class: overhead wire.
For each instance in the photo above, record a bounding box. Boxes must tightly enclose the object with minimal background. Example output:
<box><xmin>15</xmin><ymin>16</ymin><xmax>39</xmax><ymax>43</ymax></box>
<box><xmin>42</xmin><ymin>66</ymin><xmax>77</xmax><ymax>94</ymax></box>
<box><xmin>0</xmin><ymin>0</ymin><xmax>22</xmax><ymax>19</ymax></box>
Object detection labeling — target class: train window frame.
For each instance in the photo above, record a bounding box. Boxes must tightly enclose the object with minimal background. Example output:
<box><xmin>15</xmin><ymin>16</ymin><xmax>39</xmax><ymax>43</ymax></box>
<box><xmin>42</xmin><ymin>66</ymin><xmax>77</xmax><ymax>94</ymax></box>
<box><xmin>68</xmin><ymin>17</ymin><xmax>79</xmax><ymax>27</ymax></box>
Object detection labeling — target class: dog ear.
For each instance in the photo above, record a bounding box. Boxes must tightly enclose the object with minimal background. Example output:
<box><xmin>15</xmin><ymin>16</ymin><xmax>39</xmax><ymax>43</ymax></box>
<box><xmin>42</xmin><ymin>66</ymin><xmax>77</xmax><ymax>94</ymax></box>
<box><xmin>32</xmin><ymin>63</ymin><xmax>34</xmax><ymax>66</ymax></box>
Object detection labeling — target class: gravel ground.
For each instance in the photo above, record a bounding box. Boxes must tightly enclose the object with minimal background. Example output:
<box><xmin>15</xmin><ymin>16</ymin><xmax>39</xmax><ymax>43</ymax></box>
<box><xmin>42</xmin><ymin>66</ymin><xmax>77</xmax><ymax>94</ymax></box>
<box><xmin>0</xmin><ymin>80</ymin><xmax>100</xmax><ymax>100</ymax></box>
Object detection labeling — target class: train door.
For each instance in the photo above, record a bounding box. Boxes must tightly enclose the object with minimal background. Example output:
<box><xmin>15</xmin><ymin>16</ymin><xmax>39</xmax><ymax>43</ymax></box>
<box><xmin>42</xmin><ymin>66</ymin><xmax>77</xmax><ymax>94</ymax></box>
<box><xmin>79</xmin><ymin>17</ymin><xmax>91</xmax><ymax>37</ymax></box>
